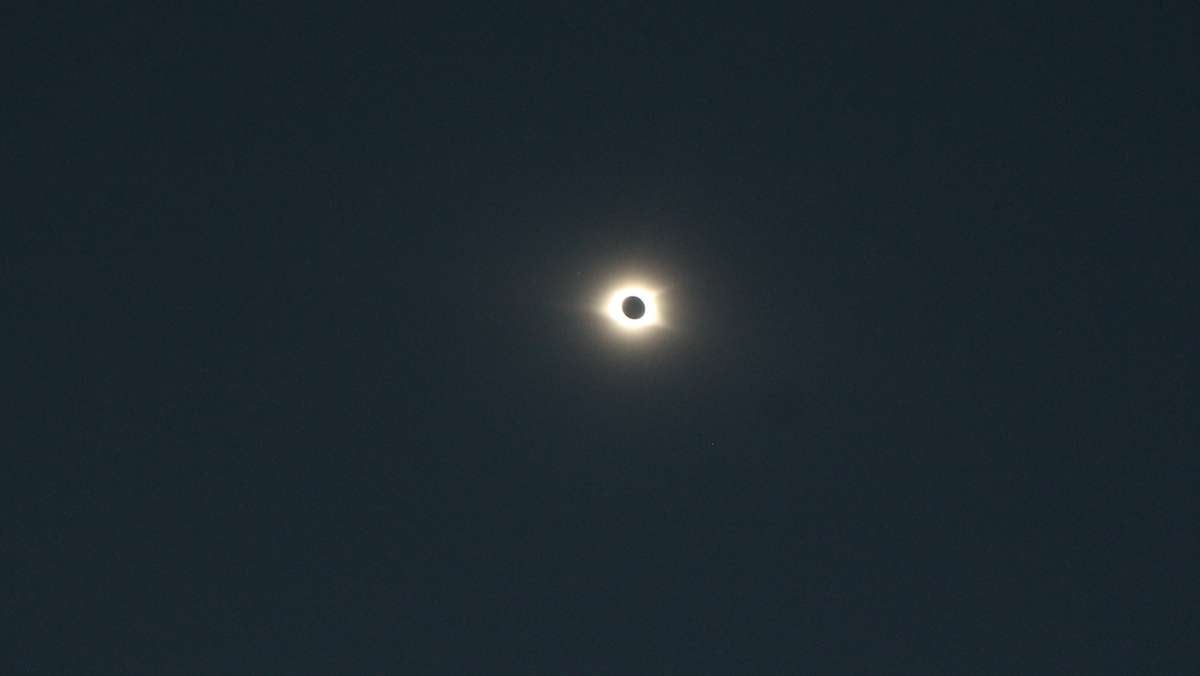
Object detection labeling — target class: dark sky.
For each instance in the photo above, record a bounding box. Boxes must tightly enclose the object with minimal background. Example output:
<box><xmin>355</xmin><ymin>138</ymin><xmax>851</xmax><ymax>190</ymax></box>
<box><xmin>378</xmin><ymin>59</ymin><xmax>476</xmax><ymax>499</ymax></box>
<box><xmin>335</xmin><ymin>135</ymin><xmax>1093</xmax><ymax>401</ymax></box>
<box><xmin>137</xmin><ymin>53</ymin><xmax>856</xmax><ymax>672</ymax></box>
<box><xmin>6</xmin><ymin>4</ymin><xmax>1197</xmax><ymax>673</ymax></box>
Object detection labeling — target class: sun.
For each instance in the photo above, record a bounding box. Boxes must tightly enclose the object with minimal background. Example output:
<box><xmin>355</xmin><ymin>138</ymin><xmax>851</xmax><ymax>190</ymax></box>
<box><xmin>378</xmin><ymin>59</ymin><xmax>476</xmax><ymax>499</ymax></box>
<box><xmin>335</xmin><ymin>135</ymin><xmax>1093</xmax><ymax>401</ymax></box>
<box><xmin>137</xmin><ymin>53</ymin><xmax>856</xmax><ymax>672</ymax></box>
<box><xmin>603</xmin><ymin>284</ymin><xmax>662</xmax><ymax>333</ymax></box>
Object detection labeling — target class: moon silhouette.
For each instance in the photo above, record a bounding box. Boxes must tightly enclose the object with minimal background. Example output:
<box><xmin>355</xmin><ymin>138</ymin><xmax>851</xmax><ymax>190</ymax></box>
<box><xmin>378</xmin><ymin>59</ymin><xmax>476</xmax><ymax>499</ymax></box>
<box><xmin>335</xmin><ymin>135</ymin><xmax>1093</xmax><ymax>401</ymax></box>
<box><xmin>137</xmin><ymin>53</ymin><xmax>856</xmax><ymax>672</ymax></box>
<box><xmin>622</xmin><ymin>296</ymin><xmax>646</xmax><ymax>319</ymax></box>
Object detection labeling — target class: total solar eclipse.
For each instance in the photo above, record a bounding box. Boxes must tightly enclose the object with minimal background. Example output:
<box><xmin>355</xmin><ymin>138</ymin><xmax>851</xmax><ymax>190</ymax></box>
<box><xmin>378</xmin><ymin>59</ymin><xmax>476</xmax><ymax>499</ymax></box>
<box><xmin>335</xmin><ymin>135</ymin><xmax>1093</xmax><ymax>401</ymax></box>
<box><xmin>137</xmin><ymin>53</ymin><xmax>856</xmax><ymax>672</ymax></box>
<box><xmin>601</xmin><ymin>281</ymin><xmax>664</xmax><ymax>336</ymax></box>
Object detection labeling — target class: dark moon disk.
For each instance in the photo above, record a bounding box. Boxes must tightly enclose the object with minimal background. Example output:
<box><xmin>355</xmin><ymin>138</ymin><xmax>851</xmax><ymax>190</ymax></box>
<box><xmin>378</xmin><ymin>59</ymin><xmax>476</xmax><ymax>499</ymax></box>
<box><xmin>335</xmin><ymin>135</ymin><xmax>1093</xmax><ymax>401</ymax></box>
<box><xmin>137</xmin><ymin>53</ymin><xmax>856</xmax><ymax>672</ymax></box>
<box><xmin>622</xmin><ymin>296</ymin><xmax>646</xmax><ymax>319</ymax></box>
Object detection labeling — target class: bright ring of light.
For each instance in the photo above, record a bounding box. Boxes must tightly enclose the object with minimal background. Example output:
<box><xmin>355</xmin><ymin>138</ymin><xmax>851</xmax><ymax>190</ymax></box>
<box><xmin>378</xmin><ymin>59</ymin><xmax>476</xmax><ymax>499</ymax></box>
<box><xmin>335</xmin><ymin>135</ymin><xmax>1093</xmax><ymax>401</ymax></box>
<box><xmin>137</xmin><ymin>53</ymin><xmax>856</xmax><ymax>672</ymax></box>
<box><xmin>605</xmin><ymin>286</ymin><xmax>660</xmax><ymax>332</ymax></box>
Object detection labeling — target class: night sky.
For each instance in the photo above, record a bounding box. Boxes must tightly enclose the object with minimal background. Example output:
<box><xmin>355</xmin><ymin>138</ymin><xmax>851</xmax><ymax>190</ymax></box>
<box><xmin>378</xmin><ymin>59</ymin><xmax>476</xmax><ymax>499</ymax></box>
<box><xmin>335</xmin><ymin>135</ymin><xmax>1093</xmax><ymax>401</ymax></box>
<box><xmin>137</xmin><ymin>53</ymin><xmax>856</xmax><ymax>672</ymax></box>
<box><xmin>7</xmin><ymin>4</ymin><xmax>1197</xmax><ymax>673</ymax></box>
